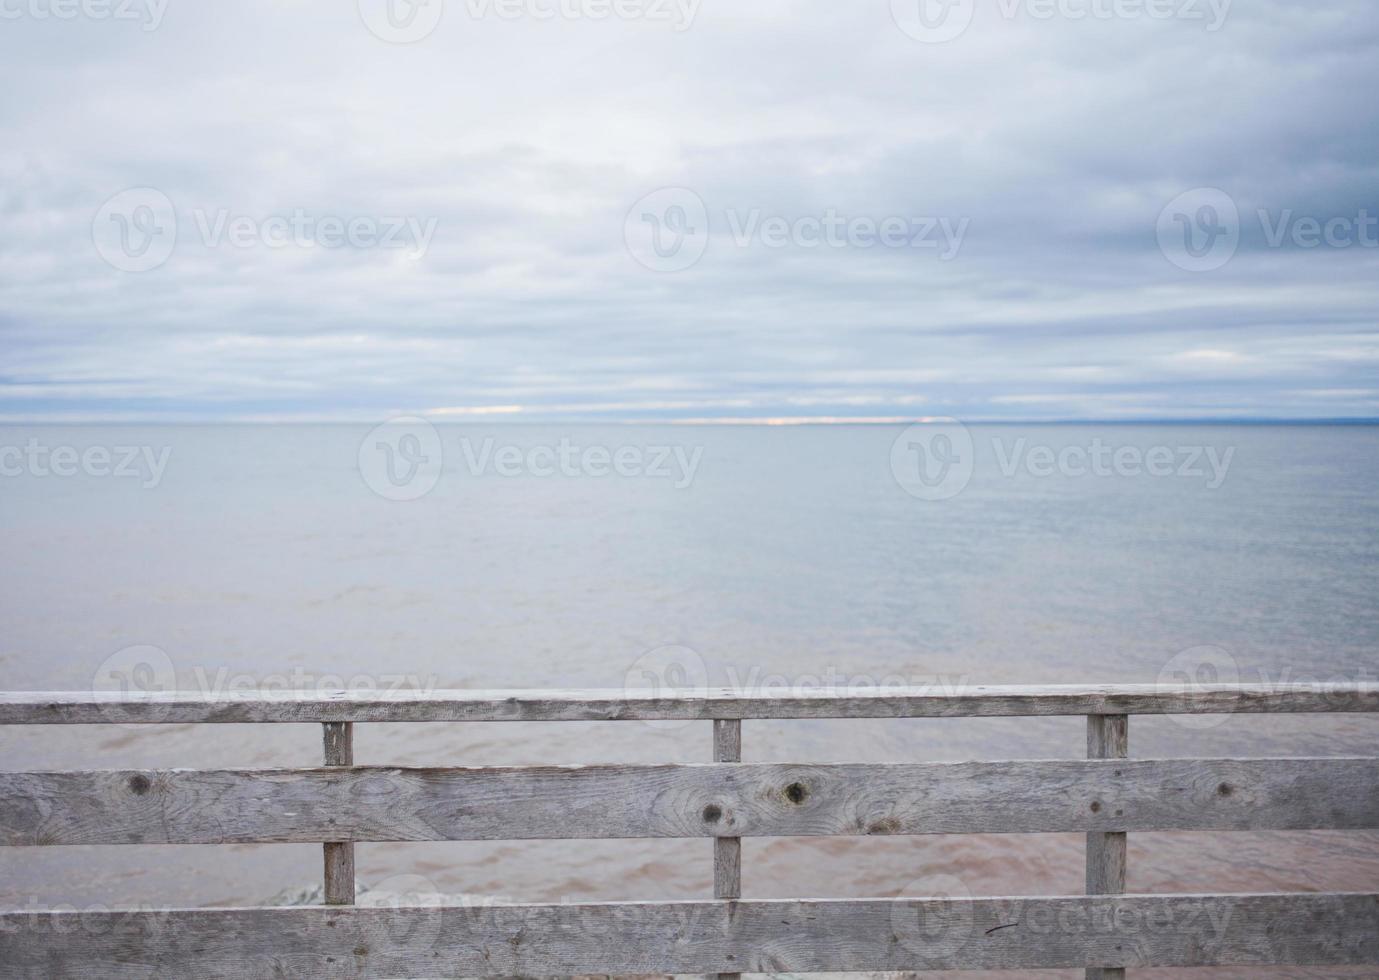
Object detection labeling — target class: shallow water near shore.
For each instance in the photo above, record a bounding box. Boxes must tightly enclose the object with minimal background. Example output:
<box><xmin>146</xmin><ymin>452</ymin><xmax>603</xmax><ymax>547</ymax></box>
<box><xmin>2</xmin><ymin>422</ymin><xmax>1377</xmax><ymax>978</ymax></box>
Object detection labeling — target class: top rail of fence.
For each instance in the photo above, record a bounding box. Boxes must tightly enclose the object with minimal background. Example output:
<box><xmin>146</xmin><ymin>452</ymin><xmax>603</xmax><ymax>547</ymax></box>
<box><xmin>2</xmin><ymin>682</ymin><xmax>1376</xmax><ymax>724</ymax></box>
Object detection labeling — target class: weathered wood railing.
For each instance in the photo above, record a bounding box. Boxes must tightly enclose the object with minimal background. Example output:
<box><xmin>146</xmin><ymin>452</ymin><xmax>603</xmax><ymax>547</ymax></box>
<box><xmin>2</xmin><ymin>683</ymin><xmax>1378</xmax><ymax>977</ymax></box>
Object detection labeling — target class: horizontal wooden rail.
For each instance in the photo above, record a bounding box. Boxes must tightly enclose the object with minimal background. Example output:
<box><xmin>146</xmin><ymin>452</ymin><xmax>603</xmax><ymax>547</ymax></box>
<box><xmin>3</xmin><ymin>682</ymin><xmax>1377</xmax><ymax>724</ymax></box>
<box><xmin>4</xmin><ymin>687</ymin><xmax>1377</xmax><ymax>976</ymax></box>
<box><xmin>5</xmin><ymin>758</ymin><xmax>1378</xmax><ymax>845</ymax></box>
<box><xmin>1</xmin><ymin>894</ymin><xmax>1376</xmax><ymax>977</ymax></box>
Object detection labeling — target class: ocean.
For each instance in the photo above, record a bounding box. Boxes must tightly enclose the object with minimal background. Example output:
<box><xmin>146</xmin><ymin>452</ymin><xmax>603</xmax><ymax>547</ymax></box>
<box><xmin>2</xmin><ymin>422</ymin><xmax>1376</xmax><ymax>977</ymax></box>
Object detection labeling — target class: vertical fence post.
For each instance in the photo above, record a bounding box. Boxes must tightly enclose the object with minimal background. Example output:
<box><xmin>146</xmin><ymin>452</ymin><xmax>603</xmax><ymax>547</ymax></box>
<box><xmin>713</xmin><ymin>718</ymin><xmax>742</xmax><ymax>980</ymax></box>
<box><xmin>1086</xmin><ymin>713</ymin><xmax>1128</xmax><ymax>980</ymax></box>
<box><xmin>323</xmin><ymin>721</ymin><xmax>355</xmax><ymax>906</ymax></box>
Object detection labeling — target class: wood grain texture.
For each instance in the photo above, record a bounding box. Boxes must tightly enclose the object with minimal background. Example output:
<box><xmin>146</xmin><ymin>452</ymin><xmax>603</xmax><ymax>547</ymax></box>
<box><xmin>1</xmin><ymin>893</ymin><xmax>1375</xmax><ymax>977</ymax></box>
<box><xmin>323</xmin><ymin>722</ymin><xmax>354</xmax><ymax>767</ymax></box>
<box><xmin>5</xmin><ymin>758</ymin><xmax>1377</xmax><ymax>846</ymax></box>
<box><xmin>713</xmin><ymin>718</ymin><xmax>742</xmax><ymax>980</ymax></box>
<box><xmin>323</xmin><ymin>722</ymin><xmax>355</xmax><ymax>907</ymax></box>
<box><xmin>712</xmin><ymin>720</ymin><xmax>742</xmax><ymax>900</ymax></box>
<box><xmin>3</xmin><ymin>682</ymin><xmax>1377</xmax><ymax>724</ymax></box>
<box><xmin>1086</xmin><ymin>714</ymin><xmax>1128</xmax><ymax>980</ymax></box>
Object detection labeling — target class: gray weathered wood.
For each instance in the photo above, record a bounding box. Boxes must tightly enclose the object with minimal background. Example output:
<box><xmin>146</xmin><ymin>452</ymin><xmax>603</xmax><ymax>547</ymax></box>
<box><xmin>713</xmin><ymin>719</ymin><xmax>742</xmax><ymax>980</ymax></box>
<box><xmin>3</xmin><ymin>682</ymin><xmax>1376</xmax><ymax>724</ymax></box>
<box><xmin>1086</xmin><ymin>713</ymin><xmax>1128</xmax><ymax>980</ymax></box>
<box><xmin>712</xmin><ymin>721</ymin><xmax>742</xmax><ymax>899</ymax></box>
<box><xmin>1</xmin><ymin>893</ymin><xmax>1375</xmax><ymax>977</ymax></box>
<box><xmin>323</xmin><ymin>721</ymin><xmax>355</xmax><ymax>906</ymax></box>
<box><xmin>5</xmin><ymin>757</ymin><xmax>1377</xmax><ymax>846</ymax></box>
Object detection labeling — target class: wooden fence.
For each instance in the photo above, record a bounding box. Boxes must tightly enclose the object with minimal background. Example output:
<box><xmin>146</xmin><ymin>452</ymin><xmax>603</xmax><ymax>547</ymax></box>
<box><xmin>1</xmin><ymin>683</ymin><xmax>1377</xmax><ymax>978</ymax></box>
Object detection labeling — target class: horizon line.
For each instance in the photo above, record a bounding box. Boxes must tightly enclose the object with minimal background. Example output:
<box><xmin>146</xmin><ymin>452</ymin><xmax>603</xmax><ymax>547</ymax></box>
<box><xmin>1</xmin><ymin>416</ymin><xmax>1377</xmax><ymax>426</ymax></box>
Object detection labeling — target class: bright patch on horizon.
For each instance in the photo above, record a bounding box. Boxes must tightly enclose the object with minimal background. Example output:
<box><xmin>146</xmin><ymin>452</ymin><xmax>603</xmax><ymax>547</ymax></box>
<box><xmin>427</xmin><ymin>406</ymin><xmax>526</xmax><ymax>416</ymax></box>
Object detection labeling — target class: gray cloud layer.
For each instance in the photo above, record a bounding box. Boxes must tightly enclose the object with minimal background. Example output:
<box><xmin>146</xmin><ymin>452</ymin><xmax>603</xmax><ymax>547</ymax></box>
<box><xmin>1</xmin><ymin>0</ymin><xmax>1376</xmax><ymax>420</ymax></box>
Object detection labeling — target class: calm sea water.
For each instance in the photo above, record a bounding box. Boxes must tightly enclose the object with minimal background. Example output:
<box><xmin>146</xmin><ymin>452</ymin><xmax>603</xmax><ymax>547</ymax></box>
<box><xmin>2</xmin><ymin>423</ymin><xmax>1377</xmax><ymax>978</ymax></box>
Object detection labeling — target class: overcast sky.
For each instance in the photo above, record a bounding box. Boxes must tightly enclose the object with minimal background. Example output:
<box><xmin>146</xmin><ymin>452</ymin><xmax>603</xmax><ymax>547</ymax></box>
<box><xmin>1</xmin><ymin>0</ymin><xmax>1376</xmax><ymax>422</ymax></box>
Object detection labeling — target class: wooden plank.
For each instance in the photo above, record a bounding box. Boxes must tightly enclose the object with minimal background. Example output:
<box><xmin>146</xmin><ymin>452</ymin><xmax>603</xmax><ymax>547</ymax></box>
<box><xmin>2</xmin><ymin>682</ymin><xmax>1377</xmax><ymax>724</ymax></box>
<box><xmin>713</xmin><ymin>719</ymin><xmax>742</xmax><ymax>980</ymax></box>
<box><xmin>5</xmin><ymin>758</ymin><xmax>1378</xmax><ymax>846</ymax></box>
<box><xmin>712</xmin><ymin>721</ymin><xmax>742</xmax><ymax>898</ymax></box>
<box><xmin>1</xmin><ymin>893</ymin><xmax>1375</xmax><ymax>977</ymax></box>
<box><xmin>322</xmin><ymin>721</ymin><xmax>355</xmax><ymax>906</ymax></box>
<box><xmin>1086</xmin><ymin>713</ymin><xmax>1128</xmax><ymax>980</ymax></box>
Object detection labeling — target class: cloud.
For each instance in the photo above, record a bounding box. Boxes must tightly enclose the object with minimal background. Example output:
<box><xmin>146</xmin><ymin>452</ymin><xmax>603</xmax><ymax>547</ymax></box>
<box><xmin>0</xmin><ymin>0</ymin><xmax>1376</xmax><ymax>420</ymax></box>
